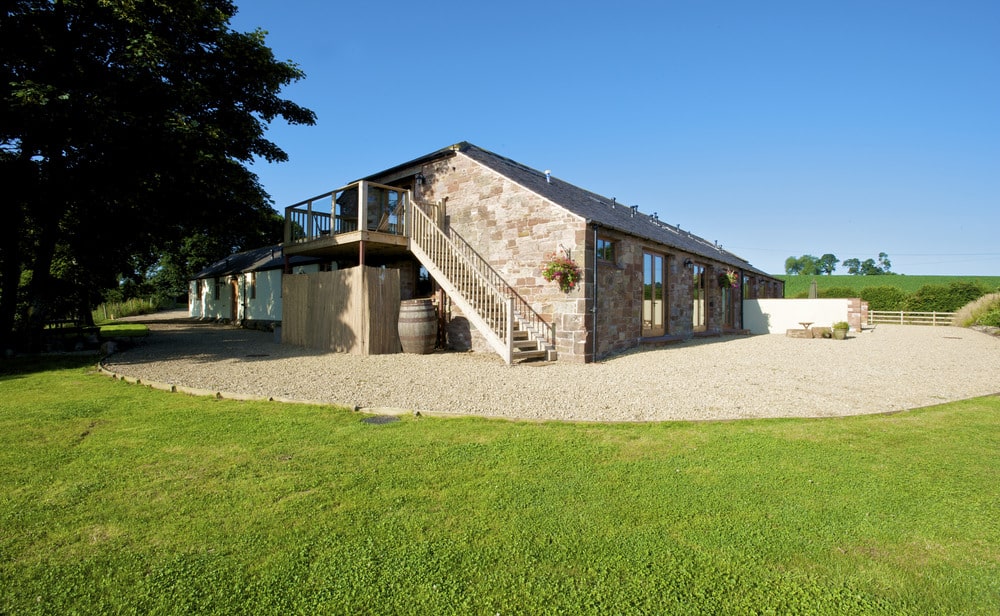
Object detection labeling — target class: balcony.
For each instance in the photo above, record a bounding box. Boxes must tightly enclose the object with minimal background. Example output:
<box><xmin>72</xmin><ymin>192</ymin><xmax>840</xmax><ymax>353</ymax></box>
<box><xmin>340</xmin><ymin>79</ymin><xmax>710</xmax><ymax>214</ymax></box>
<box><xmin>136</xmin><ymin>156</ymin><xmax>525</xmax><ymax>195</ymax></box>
<box><xmin>283</xmin><ymin>181</ymin><xmax>411</xmax><ymax>260</ymax></box>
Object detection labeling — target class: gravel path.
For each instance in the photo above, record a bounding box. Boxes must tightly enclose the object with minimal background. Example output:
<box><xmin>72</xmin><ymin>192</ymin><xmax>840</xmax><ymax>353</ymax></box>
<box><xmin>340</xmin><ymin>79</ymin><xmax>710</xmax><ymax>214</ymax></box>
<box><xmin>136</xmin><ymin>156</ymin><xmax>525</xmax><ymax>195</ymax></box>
<box><xmin>101</xmin><ymin>310</ymin><xmax>1000</xmax><ymax>422</ymax></box>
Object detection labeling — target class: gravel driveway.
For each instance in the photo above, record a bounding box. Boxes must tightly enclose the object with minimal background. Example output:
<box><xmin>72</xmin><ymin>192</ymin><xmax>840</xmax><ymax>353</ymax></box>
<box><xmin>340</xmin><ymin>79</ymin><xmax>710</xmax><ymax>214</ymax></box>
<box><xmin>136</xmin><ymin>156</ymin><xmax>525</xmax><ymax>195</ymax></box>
<box><xmin>101</xmin><ymin>310</ymin><xmax>1000</xmax><ymax>422</ymax></box>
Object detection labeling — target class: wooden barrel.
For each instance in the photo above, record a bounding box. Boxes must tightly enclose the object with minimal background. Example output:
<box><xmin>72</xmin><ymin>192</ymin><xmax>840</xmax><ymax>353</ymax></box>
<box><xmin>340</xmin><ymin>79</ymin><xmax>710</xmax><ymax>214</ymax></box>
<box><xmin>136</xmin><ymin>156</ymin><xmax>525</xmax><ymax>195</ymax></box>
<box><xmin>398</xmin><ymin>299</ymin><xmax>437</xmax><ymax>354</ymax></box>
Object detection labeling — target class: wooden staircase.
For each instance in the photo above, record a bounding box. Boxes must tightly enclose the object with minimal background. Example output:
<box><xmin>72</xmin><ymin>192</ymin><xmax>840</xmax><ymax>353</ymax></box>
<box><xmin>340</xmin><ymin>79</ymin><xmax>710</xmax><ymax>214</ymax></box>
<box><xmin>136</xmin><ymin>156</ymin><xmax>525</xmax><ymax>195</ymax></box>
<box><xmin>511</xmin><ymin>326</ymin><xmax>548</xmax><ymax>362</ymax></box>
<box><xmin>408</xmin><ymin>202</ymin><xmax>555</xmax><ymax>364</ymax></box>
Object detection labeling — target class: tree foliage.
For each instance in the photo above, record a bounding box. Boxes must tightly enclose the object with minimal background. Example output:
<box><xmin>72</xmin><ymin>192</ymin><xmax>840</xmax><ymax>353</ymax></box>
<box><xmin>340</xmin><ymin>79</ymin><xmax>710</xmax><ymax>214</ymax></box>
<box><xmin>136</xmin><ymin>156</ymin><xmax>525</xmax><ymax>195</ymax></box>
<box><xmin>817</xmin><ymin>254</ymin><xmax>839</xmax><ymax>275</ymax></box>
<box><xmin>859</xmin><ymin>286</ymin><xmax>909</xmax><ymax>311</ymax></box>
<box><xmin>906</xmin><ymin>282</ymin><xmax>989</xmax><ymax>313</ymax></box>
<box><xmin>786</xmin><ymin>252</ymin><xmax>894</xmax><ymax>276</ymax></box>
<box><xmin>784</xmin><ymin>255</ymin><xmax>817</xmax><ymax>275</ymax></box>
<box><xmin>1</xmin><ymin>0</ymin><xmax>315</xmax><ymax>350</ymax></box>
<box><xmin>785</xmin><ymin>253</ymin><xmax>839</xmax><ymax>275</ymax></box>
<box><xmin>843</xmin><ymin>252</ymin><xmax>893</xmax><ymax>275</ymax></box>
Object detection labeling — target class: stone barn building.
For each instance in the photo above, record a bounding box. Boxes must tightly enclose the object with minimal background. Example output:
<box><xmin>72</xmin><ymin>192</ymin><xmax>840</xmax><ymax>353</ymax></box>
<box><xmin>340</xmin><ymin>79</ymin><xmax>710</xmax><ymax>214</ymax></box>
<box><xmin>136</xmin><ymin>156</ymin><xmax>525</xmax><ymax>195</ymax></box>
<box><xmin>198</xmin><ymin>142</ymin><xmax>783</xmax><ymax>363</ymax></box>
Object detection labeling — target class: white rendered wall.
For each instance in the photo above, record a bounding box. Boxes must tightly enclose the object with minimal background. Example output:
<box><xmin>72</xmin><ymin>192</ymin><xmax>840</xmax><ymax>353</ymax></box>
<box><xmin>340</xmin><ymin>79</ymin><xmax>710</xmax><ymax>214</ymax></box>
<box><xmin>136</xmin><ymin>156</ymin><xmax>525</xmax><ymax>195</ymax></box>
<box><xmin>189</xmin><ymin>280</ymin><xmax>208</xmax><ymax>318</ymax></box>
<box><xmin>743</xmin><ymin>299</ymin><xmax>851</xmax><ymax>334</ymax></box>
<box><xmin>243</xmin><ymin>269</ymin><xmax>283</xmax><ymax>321</ymax></box>
<box><xmin>187</xmin><ymin>277</ymin><xmax>232</xmax><ymax>320</ymax></box>
<box><xmin>189</xmin><ymin>263</ymin><xmax>325</xmax><ymax>323</ymax></box>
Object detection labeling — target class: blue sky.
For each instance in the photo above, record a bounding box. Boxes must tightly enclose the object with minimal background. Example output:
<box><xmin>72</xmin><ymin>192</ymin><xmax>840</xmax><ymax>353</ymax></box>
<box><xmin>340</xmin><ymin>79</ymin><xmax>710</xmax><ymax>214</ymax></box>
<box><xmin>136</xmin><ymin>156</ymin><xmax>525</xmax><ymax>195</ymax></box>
<box><xmin>230</xmin><ymin>1</ymin><xmax>999</xmax><ymax>276</ymax></box>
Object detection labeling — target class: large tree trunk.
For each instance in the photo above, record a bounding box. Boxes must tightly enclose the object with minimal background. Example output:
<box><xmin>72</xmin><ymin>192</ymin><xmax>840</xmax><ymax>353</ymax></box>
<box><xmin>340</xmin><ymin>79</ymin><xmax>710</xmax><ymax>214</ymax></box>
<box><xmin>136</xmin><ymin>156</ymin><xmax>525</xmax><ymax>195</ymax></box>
<box><xmin>0</xmin><ymin>156</ymin><xmax>29</xmax><ymax>355</ymax></box>
<box><xmin>0</xmin><ymin>238</ymin><xmax>20</xmax><ymax>354</ymax></box>
<box><xmin>24</xmin><ymin>145</ymin><xmax>69</xmax><ymax>352</ymax></box>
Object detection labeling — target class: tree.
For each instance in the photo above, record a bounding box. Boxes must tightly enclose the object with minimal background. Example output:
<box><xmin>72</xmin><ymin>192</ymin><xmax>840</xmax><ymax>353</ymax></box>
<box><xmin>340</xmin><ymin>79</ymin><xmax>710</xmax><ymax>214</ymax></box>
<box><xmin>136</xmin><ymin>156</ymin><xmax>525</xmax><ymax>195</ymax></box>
<box><xmin>784</xmin><ymin>254</ymin><xmax>819</xmax><ymax>275</ymax></box>
<box><xmin>860</xmin><ymin>258</ymin><xmax>881</xmax><ymax>275</ymax></box>
<box><xmin>1</xmin><ymin>0</ymin><xmax>316</xmax><ymax>350</ymax></box>
<box><xmin>817</xmin><ymin>253</ymin><xmax>839</xmax><ymax>275</ymax></box>
<box><xmin>843</xmin><ymin>253</ymin><xmax>893</xmax><ymax>275</ymax></box>
<box><xmin>149</xmin><ymin>209</ymin><xmax>285</xmax><ymax>303</ymax></box>
<box><xmin>877</xmin><ymin>252</ymin><xmax>892</xmax><ymax>273</ymax></box>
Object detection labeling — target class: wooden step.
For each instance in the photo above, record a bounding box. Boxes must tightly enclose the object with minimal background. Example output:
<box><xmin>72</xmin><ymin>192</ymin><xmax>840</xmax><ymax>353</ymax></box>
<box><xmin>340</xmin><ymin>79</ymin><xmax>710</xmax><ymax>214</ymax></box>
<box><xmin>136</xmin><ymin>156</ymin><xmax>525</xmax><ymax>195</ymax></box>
<box><xmin>512</xmin><ymin>348</ymin><xmax>547</xmax><ymax>362</ymax></box>
<box><xmin>512</xmin><ymin>338</ymin><xmax>538</xmax><ymax>350</ymax></box>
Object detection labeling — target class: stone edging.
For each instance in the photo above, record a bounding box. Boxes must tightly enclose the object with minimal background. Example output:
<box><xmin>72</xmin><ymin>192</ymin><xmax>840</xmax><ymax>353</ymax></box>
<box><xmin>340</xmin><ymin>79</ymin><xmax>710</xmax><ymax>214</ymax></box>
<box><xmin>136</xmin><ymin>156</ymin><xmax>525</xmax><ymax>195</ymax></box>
<box><xmin>96</xmin><ymin>359</ymin><xmax>473</xmax><ymax>420</ymax></box>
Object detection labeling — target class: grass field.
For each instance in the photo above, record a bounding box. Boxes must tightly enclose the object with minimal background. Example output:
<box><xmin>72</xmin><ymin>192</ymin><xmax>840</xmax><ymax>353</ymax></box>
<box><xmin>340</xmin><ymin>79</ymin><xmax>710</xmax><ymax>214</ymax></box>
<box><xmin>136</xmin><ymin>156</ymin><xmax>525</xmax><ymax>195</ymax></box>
<box><xmin>777</xmin><ymin>275</ymin><xmax>1000</xmax><ymax>298</ymax></box>
<box><xmin>2</xmin><ymin>357</ymin><xmax>998</xmax><ymax>614</ymax></box>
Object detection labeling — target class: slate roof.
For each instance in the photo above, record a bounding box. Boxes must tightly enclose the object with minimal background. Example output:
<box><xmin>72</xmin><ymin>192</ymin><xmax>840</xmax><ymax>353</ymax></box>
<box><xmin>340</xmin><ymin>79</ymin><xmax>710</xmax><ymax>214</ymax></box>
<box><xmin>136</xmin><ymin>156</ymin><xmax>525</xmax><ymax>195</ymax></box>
<box><xmin>454</xmin><ymin>143</ymin><xmax>771</xmax><ymax>276</ymax></box>
<box><xmin>364</xmin><ymin>142</ymin><xmax>771</xmax><ymax>276</ymax></box>
<box><xmin>192</xmin><ymin>244</ymin><xmax>321</xmax><ymax>279</ymax></box>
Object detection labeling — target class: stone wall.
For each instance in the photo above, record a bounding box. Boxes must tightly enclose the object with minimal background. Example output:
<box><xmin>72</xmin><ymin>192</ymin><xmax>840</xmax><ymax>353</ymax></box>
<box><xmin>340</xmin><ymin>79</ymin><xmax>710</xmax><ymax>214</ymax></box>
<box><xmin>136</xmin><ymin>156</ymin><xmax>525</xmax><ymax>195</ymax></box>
<box><xmin>588</xmin><ymin>232</ymin><xmax>751</xmax><ymax>358</ymax></box>
<box><xmin>848</xmin><ymin>298</ymin><xmax>868</xmax><ymax>331</ymax></box>
<box><xmin>419</xmin><ymin>153</ymin><xmax>591</xmax><ymax>362</ymax></box>
<box><xmin>591</xmin><ymin>228</ymin><xmax>642</xmax><ymax>358</ymax></box>
<box><xmin>407</xmin><ymin>150</ymin><xmax>775</xmax><ymax>362</ymax></box>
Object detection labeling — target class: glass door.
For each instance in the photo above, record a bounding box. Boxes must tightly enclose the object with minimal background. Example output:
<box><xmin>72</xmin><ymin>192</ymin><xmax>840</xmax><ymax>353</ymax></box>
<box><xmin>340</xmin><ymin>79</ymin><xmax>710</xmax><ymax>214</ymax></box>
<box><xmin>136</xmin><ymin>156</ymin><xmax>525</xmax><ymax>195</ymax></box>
<box><xmin>692</xmin><ymin>263</ymin><xmax>706</xmax><ymax>332</ymax></box>
<box><xmin>642</xmin><ymin>252</ymin><xmax>665</xmax><ymax>337</ymax></box>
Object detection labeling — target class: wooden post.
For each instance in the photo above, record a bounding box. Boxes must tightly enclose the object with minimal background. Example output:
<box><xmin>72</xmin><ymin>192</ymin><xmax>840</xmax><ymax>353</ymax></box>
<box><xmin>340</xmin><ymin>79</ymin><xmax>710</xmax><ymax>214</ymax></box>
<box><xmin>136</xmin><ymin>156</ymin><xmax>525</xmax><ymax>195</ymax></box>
<box><xmin>403</xmin><ymin>190</ymin><xmax>411</xmax><ymax>239</ymax></box>
<box><xmin>306</xmin><ymin>199</ymin><xmax>314</xmax><ymax>240</ymax></box>
<box><xmin>359</xmin><ymin>181</ymin><xmax>368</xmax><ymax>233</ymax></box>
<box><xmin>504</xmin><ymin>297</ymin><xmax>514</xmax><ymax>365</ymax></box>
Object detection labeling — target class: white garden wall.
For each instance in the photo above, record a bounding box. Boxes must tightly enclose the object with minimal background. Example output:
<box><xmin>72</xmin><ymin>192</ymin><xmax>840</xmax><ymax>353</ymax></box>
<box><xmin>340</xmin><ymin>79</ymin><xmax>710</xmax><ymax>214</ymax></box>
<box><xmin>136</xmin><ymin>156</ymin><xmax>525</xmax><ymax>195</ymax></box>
<box><xmin>743</xmin><ymin>299</ymin><xmax>852</xmax><ymax>334</ymax></box>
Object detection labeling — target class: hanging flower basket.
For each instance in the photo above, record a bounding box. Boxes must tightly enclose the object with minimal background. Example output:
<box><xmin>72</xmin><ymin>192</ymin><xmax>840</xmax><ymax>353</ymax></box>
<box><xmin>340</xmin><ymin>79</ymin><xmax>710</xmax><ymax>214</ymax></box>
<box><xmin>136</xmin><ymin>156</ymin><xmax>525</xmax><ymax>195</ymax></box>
<box><xmin>718</xmin><ymin>269</ymin><xmax>740</xmax><ymax>288</ymax></box>
<box><xmin>541</xmin><ymin>253</ymin><xmax>581</xmax><ymax>293</ymax></box>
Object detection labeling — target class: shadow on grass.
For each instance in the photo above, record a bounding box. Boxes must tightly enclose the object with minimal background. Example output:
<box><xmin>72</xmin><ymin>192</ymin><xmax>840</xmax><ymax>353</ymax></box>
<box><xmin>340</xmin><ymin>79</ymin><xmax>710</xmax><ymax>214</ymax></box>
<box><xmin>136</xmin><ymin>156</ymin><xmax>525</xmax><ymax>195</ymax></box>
<box><xmin>0</xmin><ymin>354</ymin><xmax>98</xmax><ymax>379</ymax></box>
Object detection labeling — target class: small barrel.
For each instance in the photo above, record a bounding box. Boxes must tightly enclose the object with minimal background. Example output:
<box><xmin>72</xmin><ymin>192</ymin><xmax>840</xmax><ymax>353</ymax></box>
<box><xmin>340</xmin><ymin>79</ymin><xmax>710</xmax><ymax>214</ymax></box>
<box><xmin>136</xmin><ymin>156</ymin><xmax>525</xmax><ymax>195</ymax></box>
<box><xmin>398</xmin><ymin>299</ymin><xmax>437</xmax><ymax>354</ymax></box>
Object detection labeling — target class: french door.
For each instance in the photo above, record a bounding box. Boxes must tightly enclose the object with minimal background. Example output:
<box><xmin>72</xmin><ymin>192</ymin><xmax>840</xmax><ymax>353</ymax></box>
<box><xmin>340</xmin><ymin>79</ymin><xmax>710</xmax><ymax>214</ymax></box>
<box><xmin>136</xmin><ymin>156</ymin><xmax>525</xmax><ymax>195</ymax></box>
<box><xmin>642</xmin><ymin>252</ymin><xmax>666</xmax><ymax>337</ymax></box>
<box><xmin>692</xmin><ymin>263</ymin><xmax>706</xmax><ymax>332</ymax></box>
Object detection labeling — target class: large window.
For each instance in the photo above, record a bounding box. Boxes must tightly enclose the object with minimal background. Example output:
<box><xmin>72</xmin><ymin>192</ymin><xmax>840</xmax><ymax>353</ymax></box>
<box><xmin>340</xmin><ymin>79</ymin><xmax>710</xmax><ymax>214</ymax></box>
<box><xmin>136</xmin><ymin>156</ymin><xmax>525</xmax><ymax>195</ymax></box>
<box><xmin>642</xmin><ymin>252</ymin><xmax>666</xmax><ymax>337</ymax></box>
<box><xmin>691</xmin><ymin>263</ymin><xmax>706</xmax><ymax>331</ymax></box>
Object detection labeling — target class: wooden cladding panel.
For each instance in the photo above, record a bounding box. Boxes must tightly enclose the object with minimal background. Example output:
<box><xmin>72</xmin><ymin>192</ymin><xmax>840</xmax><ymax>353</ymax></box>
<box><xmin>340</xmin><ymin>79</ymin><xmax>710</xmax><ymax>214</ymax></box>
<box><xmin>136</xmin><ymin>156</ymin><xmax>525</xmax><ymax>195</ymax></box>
<box><xmin>281</xmin><ymin>266</ymin><xmax>401</xmax><ymax>355</ymax></box>
<box><xmin>364</xmin><ymin>267</ymin><xmax>402</xmax><ymax>355</ymax></box>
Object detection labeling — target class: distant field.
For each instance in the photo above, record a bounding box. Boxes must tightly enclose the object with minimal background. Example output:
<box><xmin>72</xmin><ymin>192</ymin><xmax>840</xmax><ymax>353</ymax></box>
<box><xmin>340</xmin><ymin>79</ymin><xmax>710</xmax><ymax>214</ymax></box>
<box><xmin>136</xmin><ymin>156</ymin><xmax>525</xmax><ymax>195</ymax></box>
<box><xmin>777</xmin><ymin>275</ymin><xmax>1000</xmax><ymax>298</ymax></box>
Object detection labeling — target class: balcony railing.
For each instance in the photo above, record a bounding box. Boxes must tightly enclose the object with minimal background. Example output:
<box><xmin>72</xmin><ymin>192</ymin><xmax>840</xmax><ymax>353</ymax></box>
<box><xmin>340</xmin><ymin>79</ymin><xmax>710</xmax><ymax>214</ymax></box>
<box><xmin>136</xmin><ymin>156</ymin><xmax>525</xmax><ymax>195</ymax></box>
<box><xmin>284</xmin><ymin>181</ymin><xmax>408</xmax><ymax>244</ymax></box>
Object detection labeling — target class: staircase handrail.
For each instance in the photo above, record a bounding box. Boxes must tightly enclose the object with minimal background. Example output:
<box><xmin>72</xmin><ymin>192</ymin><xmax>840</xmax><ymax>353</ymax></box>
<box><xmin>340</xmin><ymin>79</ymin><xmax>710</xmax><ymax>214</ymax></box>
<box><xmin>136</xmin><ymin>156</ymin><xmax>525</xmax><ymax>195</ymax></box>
<box><xmin>411</xmin><ymin>202</ymin><xmax>555</xmax><ymax>348</ymax></box>
<box><xmin>408</xmin><ymin>204</ymin><xmax>512</xmax><ymax>362</ymax></box>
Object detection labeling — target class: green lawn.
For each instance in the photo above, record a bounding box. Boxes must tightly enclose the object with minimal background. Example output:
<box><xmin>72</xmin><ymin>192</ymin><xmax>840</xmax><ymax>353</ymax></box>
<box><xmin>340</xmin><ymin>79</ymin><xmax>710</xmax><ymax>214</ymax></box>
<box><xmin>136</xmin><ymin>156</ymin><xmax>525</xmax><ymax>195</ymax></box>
<box><xmin>778</xmin><ymin>275</ymin><xmax>1000</xmax><ymax>298</ymax></box>
<box><xmin>99</xmin><ymin>323</ymin><xmax>149</xmax><ymax>337</ymax></box>
<box><xmin>2</xmin><ymin>357</ymin><xmax>998</xmax><ymax>614</ymax></box>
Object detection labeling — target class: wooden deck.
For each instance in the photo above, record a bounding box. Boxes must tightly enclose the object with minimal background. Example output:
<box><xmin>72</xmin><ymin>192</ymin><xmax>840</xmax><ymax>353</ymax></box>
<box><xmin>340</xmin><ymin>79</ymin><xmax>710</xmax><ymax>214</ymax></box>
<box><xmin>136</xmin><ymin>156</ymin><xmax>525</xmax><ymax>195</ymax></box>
<box><xmin>282</xmin><ymin>229</ymin><xmax>410</xmax><ymax>260</ymax></box>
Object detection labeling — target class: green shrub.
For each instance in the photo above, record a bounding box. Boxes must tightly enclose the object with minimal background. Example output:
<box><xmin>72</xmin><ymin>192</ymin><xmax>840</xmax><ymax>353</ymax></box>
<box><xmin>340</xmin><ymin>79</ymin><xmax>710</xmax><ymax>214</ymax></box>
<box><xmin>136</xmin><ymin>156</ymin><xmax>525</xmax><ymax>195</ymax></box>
<box><xmin>907</xmin><ymin>282</ymin><xmax>988</xmax><ymax>313</ymax></box>
<box><xmin>980</xmin><ymin>308</ymin><xmax>1000</xmax><ymax>328</ymax></box>
<box><xmin>859</xmin><ymin>286</ymin><xmax>908</xmax><ymax>311</ymax></box>
<box><xmin>818</xmin><ymin>286</ymin><xmax>858</xmax><ymax>298</ymax></box>
<box><xmin>951</xmin><ymin>292</ymin><xmax>1000</xmax><ymax>327</ymax></box>
<box><xmin>91</xmin><ymin>297</ymin><xmax>164</xmax><ymax>324</ymax></box>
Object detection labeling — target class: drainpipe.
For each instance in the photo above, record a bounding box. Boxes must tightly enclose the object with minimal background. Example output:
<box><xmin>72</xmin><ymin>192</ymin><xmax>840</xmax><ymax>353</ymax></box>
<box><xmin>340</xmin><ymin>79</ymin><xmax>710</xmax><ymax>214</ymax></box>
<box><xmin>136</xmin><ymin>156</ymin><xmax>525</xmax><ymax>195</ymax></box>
<box><xmin>243</xmin><ymin>273</ymin><xmax>250</xmax><ymax>325</ymax></box>
<box><xmin>738</xmin><ymin>269</ymin><xmax>745</xmax><ymax>330</ymax></box>
<box><xmin>592</xmin><ymin>222</ymin><xmax>599</xmax><ymax>362</ymax></box>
